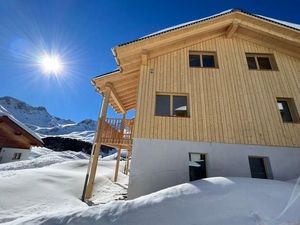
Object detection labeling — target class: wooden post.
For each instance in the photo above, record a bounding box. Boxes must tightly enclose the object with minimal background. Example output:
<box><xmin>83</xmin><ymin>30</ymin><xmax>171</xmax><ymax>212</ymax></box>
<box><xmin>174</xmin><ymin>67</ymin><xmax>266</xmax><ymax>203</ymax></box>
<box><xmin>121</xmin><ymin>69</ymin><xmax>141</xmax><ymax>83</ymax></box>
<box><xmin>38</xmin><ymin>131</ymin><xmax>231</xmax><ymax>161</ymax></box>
<box><xmin>83</xmin><ymin>86</ymin><xmax>111</xmax><ymax>200</ymax></box>
<box><xmin>125</xmin><ymin>149</ymin><xmax>131</xmax><ymax>175</ymax></box>
<box><xmin>114</xmin><ymin>147</ymin><xmax>122</xmax><ymax>182</ymax></box>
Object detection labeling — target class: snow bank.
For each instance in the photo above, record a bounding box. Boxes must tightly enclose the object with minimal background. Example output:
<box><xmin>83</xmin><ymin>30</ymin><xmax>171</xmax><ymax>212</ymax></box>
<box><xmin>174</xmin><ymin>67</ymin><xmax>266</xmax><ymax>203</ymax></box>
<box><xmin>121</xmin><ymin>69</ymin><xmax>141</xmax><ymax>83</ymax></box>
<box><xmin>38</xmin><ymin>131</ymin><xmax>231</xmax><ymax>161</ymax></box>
<box><xmin>8</xmin><ymin>177</ymin><xmax>300</xmax><ymax>225</ymax></box>
<box><xmin>0</xmin><ymin>148</ymin><xmax>128</xmax><ymax>224</ymax></box>
<box><xmin>0</xmin><ymin>147</ymin><xmax>89</xmax><ymax>171</ymax></box>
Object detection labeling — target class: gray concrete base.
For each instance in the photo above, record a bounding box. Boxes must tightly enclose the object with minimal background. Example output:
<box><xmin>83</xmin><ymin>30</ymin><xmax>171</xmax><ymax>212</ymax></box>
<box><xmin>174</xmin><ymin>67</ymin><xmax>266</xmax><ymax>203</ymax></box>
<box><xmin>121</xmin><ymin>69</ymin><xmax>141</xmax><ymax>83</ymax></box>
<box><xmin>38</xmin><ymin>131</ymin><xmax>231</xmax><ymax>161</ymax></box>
<box><xmin>128</xmin><ymin>138</ymin><xmax>300</xmax><ymax>199</ymax></box>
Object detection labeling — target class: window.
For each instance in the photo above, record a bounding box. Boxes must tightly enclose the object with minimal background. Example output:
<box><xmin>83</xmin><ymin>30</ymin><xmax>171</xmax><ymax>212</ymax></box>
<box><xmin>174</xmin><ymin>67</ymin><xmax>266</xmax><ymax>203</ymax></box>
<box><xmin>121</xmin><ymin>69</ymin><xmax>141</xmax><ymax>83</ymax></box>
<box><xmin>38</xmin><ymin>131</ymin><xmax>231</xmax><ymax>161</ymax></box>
<box><xmin>155</xmin><ymin>95</ymin><xmax>170</xmax><ymax>116</ymax></box>
<box><xmin>189</xmin><ymin>51</ymin><xmax>217</xmax><ymax>68</ymax></box>
<box><xmin>248</xmin><ymin>156</ymin><xmax>272</xmax><ymax>179</ymax></box>
<box><xmin>246</xmin><ymin>53</ymin><xmax>278</xmax><ymax>70</ymax></box>
<box><xmin>12</xmin><ymin>153</ymin><xmax>22</xmax><ymax>160</ymax></box>
<box><xmin>155</xmin><ymin>93</ymin><xmax>189</xmax><ymax>117</ymax></box>
<box><xmin>189</xmin><ymin>153</ymin><xmax>207</xmax><ymax>181</ymax></box>
<box><xmin>277</xmin><ymin>98</ymin><xmax>299</xmax><ymax>123</ymax></box>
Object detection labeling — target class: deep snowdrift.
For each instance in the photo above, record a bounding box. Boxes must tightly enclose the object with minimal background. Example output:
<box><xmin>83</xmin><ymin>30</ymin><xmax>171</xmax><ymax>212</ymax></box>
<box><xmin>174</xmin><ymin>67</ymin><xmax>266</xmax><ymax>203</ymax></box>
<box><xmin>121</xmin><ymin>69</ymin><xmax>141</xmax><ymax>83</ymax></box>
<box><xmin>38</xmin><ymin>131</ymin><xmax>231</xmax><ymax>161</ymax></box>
<box><xmin>0</xmin><ymin>148</ymin><xmax>128</xmax><ymax>224</ymax></box>
<box><xmin>7</xmin><ymin>177</ymin><xmax>300</xmax><ymax>225</ymax></box>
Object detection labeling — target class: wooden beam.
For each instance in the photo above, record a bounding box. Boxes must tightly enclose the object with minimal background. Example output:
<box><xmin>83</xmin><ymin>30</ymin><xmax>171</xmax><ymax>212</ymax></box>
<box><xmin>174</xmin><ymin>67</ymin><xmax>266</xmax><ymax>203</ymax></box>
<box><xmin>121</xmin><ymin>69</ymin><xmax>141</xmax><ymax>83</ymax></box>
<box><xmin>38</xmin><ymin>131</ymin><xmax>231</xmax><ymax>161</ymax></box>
<box><xmin>141</xmin><ymin>49</ymin><xmax>149</xmax><ymax>65</ymax></box>
<box><xmin>125</xmin><ymin>149</ymin><xmax>131</xmax><ymax>175</ymax></box>
<box><xmin>226</xmin><ymin>21</ymin><xmax>239</xmax><ymax>38</ymax></box>
<box><xmin>84</xmin><ymin>87</ymin><xmax>111</xmax><ymax>200</ymax></box>
<box><xmin>114</xmin><ymin>147</ymin><xmax>122</xmax><ymax>182</ymax></box>
<box><xmin>105</xmin><ymin>82</ymin><xmax>126</xmax><ymax>114</ymax></box>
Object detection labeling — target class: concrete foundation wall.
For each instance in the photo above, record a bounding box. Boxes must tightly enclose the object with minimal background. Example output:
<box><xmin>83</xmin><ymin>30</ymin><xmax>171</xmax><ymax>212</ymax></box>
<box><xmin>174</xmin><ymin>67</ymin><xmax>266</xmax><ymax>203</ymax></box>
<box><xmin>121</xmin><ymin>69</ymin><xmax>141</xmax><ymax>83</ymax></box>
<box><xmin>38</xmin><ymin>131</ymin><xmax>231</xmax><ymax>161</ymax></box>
<box><xmin>128</xmin><ymin>138</ymin><xmax>300</xmax><ymax>199</ymax></box>
<box><xmin>0</xmin><ymin>147</ymin><xmax>30</xmax><ymax>164</ymax></box>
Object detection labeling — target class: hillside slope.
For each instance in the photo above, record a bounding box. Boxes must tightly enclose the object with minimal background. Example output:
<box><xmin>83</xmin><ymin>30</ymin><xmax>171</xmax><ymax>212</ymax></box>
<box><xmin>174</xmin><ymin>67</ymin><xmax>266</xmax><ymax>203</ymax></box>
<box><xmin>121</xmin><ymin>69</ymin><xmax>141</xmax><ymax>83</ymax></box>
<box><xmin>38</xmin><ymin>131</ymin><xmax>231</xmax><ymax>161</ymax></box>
<box><xmin>0</xmin><ymin>96</ymin><xmax>96</xmax><ymax>142</ymax></box>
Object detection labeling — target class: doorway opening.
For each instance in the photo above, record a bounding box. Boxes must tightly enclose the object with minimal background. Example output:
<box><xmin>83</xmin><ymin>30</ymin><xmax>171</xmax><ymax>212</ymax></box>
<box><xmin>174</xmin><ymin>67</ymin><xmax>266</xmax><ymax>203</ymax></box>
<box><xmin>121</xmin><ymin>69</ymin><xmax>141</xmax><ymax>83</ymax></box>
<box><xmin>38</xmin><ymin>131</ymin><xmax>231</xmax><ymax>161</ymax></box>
<box><xmin>189</xmin><ymin>153</ymin><xmax>207</xmax><ymax>181</ymax></box>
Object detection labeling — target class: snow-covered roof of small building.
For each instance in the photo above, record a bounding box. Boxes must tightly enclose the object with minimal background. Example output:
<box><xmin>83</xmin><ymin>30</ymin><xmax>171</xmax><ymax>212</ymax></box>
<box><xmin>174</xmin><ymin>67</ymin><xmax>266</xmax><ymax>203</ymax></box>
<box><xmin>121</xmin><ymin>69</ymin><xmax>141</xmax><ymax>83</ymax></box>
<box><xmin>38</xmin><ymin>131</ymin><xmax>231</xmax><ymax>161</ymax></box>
<box><xmin>117</xmin><ymin>9</ymin><xmax>300</xmax><ymax>47</ymax></box>
<box><xmin>0</xmin><ymin>105</ymin><xmax>43</xmax><ymax>144</ymax></box>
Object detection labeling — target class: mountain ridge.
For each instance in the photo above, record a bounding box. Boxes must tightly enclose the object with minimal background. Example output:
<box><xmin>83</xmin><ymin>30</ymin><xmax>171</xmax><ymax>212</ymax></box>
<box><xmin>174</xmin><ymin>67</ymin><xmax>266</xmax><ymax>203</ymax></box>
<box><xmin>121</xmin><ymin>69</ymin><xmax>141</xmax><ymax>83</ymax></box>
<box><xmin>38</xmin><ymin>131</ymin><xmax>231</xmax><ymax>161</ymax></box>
<box><xmin>0</xmin><ymin>96</ymin><xmax>96</xmax><ymax>143</ymax></box>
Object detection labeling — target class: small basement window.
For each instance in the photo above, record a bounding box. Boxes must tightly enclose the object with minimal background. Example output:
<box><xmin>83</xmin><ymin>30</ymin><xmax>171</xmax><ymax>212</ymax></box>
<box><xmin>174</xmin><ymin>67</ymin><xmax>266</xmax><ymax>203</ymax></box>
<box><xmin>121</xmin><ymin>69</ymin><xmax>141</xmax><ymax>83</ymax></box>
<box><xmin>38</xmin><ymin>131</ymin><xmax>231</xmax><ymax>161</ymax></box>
<box><xmin>189</xmin><ymin>51</ymin><xmax>217</xmax><ymax>68</ymax></box>
<box><xmin>12</xmin><ymin>153</ymin><xmax>22</xmax><ymax>160</ymax></box>
<box><xmin>155</xmin><ymin>93</ymin><xmax>189</xmax><ymax>117</ymax></box>
<box><xmin>248</xmin><ymin>156</ymin><xmax>272</xmax><ymax>179</ymax></box>
<box><xmin>277</xmin><ymin>98</ymin><xmax>299</xmax><ymax>123</ymax></box>
<box><xmin>246</xmin><ymin>53</ymin><xmax>278</xmax><ymax>70</ymax></box>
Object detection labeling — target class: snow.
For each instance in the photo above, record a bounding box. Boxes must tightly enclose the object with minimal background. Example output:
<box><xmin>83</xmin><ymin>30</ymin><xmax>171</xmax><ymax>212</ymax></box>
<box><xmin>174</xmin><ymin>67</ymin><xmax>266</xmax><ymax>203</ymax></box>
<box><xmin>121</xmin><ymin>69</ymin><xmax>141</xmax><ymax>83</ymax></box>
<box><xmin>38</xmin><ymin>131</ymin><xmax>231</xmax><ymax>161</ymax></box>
<box><xmin>0</xmin><ymin>105</ymin><xmax>43</xmax><ymax>143</ymax></box>
<box><xmin>255</xmin><ymin>14</ymin><xmax>300</xmax><ymax>30</ymax></box>
<box><xmin>1</xmin><ymin>148</ymin><xmax>299</xmax><ymax>225</ymax></box>
<box><xmin>0</xmin><ymin>147</ymin><xmax>128</xmax><ymax>224</ymax></box>
<box><xmin>6</xmin><ymin>177</ymin><xmax>300</xmax><ymax>225</ymax></box>
<box><xmin>141</xmin><ymin>9</ymin><xmax>233</xmax><ymax>39</ymax></box>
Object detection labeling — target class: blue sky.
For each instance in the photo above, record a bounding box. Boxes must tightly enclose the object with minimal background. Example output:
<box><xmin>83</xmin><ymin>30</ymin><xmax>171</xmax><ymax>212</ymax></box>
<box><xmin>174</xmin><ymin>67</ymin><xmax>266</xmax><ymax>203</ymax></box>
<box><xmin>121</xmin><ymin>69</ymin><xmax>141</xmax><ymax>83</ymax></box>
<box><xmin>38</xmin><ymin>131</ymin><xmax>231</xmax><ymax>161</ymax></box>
<box><xmin>0</xmin><ymin>0</ymin><xmax>299</xmax><ymax>122</ymax></box>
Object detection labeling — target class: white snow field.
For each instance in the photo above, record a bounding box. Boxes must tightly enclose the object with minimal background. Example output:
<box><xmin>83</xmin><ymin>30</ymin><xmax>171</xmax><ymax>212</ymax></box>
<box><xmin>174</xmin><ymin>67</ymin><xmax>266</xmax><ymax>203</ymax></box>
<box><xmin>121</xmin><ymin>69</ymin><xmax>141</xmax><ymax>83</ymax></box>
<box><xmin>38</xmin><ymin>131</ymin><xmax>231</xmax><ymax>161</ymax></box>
<box><xmin>1</xmin><ymin>148</ymin><xmax>300</xmax><ymax>225</ymax></box>
<box><xmin>0</xmin><ymin>147</ymin><xmax>128</xmax><ymax>224</ymax></box>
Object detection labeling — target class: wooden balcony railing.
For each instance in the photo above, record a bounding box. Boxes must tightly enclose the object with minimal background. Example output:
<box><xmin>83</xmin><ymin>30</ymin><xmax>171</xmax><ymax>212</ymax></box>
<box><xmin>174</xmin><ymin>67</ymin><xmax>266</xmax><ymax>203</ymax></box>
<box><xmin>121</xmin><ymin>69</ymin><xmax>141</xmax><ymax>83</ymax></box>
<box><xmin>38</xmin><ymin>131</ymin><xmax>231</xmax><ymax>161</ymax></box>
<box><xmin>100</xmin><ymin>118</ymin><xmax>134</xmax><ymax>147</ymax></box>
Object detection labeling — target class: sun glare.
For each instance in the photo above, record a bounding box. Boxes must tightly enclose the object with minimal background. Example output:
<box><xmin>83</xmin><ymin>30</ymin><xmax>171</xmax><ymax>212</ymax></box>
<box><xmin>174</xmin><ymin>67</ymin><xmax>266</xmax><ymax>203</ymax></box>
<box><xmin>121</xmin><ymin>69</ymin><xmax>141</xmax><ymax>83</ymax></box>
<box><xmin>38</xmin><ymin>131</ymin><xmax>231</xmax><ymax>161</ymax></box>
<box><xmin>40</xmin><ymin>54</ymin><xmax>63</xmax><ymax>75</ymax></box>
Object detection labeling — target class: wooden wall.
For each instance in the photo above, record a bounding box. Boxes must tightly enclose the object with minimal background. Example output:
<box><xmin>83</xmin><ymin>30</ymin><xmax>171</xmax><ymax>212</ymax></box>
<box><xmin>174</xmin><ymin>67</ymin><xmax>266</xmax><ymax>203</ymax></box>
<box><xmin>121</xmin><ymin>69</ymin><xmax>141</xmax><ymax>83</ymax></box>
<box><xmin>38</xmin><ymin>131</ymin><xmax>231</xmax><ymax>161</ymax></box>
<box><xmin>133</xmin><ymin>35</ymin><xmax>300</xmax><ymax>147</ymax></box>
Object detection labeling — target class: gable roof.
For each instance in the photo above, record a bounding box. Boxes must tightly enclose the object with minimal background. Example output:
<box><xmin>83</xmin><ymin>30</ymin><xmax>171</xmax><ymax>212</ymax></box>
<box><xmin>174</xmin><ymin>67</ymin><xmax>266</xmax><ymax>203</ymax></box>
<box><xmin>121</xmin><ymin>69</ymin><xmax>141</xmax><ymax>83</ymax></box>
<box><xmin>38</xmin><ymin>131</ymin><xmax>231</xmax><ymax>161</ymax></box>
<box><xmin>92</xmin><ymin>9</ymin><xmax>300</xmax><ymax>114</ymax></box>
<box><xmin>117</xmin><ymin>9</ymin><xmax>300</xmax><ymax>47</ymax></box>
<box><xmin>0</xmin><ymin>105</ymin><xmax>43</xmax><ymax>145</ymax></box>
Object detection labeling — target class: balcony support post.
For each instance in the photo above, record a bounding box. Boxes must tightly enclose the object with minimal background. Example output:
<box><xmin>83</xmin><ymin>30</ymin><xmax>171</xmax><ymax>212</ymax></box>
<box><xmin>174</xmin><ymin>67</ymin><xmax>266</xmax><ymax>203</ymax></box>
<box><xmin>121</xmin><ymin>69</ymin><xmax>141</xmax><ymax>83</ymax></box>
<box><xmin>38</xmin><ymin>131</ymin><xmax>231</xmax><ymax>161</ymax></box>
<box><xmin>83</xmin><ymin>86</ymin><xmax>111</xmax><ymax>201</ymax></box>
<box><xmin>114</xmin><ymin>147</ymin><xmax>122</xmax><ymax>182</ymax></box>
<box><xmin>113</xmin><ymin>113</ymin><xmax>126</xmax><ymax>182</ymax></box>
<box><xmin>125</xmin><ymin>148</ymin><xmax>131</xmax><ymax>175</ymax></box>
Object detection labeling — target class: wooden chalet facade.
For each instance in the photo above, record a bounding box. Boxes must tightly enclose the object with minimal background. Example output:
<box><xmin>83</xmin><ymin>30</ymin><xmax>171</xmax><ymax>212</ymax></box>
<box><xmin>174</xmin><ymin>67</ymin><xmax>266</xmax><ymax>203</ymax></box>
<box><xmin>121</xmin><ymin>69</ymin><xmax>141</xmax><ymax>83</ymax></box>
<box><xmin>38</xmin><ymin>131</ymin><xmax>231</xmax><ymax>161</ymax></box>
<box><xmin>83</xmin><ymin>9</ymin><xmax>300</xmax><ymax>200</ymax></box>
<box><xmin>0</xmin><ymin>108</ymin><xmax>44</xmax><ymax>164</ymax></box>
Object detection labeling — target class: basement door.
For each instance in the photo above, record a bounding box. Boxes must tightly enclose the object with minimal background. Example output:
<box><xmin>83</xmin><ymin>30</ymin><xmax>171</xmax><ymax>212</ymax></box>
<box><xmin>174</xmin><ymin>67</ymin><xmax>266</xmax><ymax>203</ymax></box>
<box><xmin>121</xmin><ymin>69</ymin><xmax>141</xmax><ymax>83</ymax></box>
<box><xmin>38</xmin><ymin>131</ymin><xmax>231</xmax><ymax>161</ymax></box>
<box><xmin>189</xmin><ymin>153</ymin><xmax>207</xmax><ymax>181</ymax></box>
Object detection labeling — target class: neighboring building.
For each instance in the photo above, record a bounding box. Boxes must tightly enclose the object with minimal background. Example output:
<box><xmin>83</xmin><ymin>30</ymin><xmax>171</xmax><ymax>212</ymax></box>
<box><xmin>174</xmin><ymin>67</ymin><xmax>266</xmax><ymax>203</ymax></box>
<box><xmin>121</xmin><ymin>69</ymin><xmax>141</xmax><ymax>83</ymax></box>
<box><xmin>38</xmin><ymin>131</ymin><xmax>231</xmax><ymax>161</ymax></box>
<box><xmin>0</xmin><ymin>106</ymin><xmax>44</xmax><ymax>164</ymax></box>
<box><xmin>83</xmin><ymin>9</ymin><xmax>300</xmax><ymax>200</ymax></box>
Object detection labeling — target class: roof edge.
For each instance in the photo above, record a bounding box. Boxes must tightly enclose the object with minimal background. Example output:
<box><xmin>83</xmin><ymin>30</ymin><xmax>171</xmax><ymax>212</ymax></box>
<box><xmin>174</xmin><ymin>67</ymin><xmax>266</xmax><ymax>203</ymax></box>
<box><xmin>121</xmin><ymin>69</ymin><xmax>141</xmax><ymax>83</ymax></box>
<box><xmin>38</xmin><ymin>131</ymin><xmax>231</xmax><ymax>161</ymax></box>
<box><xmin>115</xmin><ymin>8</ymin><xmax>299</xmax><ymax>47</ymax></box>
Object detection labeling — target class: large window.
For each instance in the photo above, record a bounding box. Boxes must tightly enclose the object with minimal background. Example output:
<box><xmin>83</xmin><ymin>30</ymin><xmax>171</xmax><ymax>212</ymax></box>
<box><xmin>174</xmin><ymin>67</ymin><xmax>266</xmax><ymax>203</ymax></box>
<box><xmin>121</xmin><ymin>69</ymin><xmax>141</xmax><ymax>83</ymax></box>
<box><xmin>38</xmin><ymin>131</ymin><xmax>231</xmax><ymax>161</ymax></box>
<box><xmin>246</xmin><ymin>53</ymin><xmax>278</xmax><ymax>70</ymax></box>
<box><xmin>189</xmin><ymin>51</ymin><xmax>218</xmax><ymax>68</ymax></box>
<box><xmin>155</xmin><ymin>93</ymin><xmax>189</xmax><ymax>117</ymax></box>
<box><xmin>276</xmin><ymin>98</ymin><xmax>299</xmax><ymax>123</ymax></box>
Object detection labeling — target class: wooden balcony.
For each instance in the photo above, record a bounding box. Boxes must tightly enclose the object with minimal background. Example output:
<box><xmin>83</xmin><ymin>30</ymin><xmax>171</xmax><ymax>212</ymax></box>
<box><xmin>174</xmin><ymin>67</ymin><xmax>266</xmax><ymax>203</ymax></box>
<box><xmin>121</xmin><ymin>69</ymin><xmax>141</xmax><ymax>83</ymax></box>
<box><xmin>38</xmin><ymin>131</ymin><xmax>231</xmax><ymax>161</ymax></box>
<box><xmin>100</xmin><ymin>117</ymin><xmax>134</xmax><ymax>148</ymax></box>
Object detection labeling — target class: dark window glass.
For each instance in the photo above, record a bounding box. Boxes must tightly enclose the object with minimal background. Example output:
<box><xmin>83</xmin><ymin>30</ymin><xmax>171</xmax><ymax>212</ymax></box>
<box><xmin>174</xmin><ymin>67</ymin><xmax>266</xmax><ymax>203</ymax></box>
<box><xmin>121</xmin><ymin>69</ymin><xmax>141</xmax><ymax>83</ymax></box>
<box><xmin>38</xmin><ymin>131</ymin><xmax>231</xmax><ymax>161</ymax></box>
<box><xmin>246</xmin><ymin>57</ymin><xmax>257</xmax><ymax>70</ymax></box>
<box><xmin>155</xmin><ymin>95</ymin><xmax>170</xmax><ymax>116</ymax></box>
<box><xmin>189</xmin><ymin>54</ymin><xmax>201</xmax><ymax>67</ymax></box>
<box><xmin>257</xmin><ymin>57</ymin><xmax>272</xmax><ymax>70</ymax></box>
<box><xmin>202</xmin><ymin>55</ymin><xmax>215</xmax><ymax>68</ymax></box>
<box><xmin>173</xmin><ymin>96</ymin><xmax>188</xmax><ymax>117</ymax></box>
<box><xmin>248</xmin><ymin>157</ymin><xmax>268</xmax><ymax>179</ymax></box>
<box><xmin>277</xmin><ymin>100</ymin><xmax>293</xmax><ymax>122</ymax></box>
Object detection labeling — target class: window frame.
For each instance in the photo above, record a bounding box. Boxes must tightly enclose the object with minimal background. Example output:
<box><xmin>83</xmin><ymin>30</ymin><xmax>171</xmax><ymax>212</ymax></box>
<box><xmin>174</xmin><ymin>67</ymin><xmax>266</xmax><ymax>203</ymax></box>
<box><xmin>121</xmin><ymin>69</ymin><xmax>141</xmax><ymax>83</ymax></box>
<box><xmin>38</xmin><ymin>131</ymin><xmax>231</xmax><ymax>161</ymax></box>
<box><xmin>189</xmin><ymin>51</ymin><xmax>218</xmax><ymax>68</ymax></box>
<box><xmin>245</xmin><ymin>53</ymin><xmax>278</xmax><ymax>71</ymax></box>
<box><xmin>12</xmin><ymin>152</ymin><xmax>22</xmax><ymax>160</ymax></box>
<box><xmin>155</xmin><ymin>93</ymin><xmax>190</xmax><ymax>117</ymax></box>
<box><xmin>276</xmin><ymin>97</ymin><xmax>300</xmax><ymax>123</ymax></box>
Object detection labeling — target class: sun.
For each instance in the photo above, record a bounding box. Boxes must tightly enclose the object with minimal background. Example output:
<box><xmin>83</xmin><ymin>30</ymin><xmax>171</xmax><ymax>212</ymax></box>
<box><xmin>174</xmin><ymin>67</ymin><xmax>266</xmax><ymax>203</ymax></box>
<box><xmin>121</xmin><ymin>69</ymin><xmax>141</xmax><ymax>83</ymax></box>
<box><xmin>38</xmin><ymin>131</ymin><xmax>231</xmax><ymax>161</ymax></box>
<box><xmin>40</xmin><ymin>54</ymin><xmax>63</xmax><ymax>75</ymax></box>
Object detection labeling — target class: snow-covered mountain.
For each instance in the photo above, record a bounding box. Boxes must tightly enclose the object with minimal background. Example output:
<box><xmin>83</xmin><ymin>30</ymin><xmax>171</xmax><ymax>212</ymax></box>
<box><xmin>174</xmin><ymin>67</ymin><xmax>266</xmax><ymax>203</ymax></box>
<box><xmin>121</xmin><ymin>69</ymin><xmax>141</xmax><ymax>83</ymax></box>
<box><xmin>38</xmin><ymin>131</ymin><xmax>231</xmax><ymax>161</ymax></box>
<box><xmin>0</xmin><ymin>96</ymin><xmax>96</xmax><ymax>142</ymax></box>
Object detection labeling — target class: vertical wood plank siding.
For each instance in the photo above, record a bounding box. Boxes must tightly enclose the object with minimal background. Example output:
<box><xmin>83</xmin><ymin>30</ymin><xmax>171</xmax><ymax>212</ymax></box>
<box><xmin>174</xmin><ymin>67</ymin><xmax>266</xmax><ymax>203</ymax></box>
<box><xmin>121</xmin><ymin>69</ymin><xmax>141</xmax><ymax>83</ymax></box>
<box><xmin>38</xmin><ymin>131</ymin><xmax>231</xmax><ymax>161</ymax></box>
<box><xmin>134</xmin><ymin>36</ymin><xmax>300</xmax><ymax>147</ymax></box>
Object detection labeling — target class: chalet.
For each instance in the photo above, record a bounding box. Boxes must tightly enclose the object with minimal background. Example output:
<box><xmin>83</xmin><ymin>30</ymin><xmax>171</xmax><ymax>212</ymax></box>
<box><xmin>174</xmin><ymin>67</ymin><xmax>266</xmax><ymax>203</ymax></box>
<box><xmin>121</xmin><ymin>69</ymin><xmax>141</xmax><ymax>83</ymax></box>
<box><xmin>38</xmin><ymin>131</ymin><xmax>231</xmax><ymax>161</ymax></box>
<box><xmin>0</xmin><ymin>106</ymin><xmax>43</xmax><ymax>163</ymax></box>
<box><xmin>82</xmin><ymin>9</ymin><xmax>300</xmax><ymax>200</ymax></box>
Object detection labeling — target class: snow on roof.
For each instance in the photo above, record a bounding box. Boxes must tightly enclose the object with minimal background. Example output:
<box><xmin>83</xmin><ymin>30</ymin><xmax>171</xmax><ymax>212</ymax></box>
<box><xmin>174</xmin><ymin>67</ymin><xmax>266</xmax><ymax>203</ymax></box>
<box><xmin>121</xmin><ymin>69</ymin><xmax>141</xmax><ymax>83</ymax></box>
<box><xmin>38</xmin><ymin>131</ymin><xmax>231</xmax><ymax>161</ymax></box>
<box><xmin>254</xmin><ymin>14</ymin><xmax>300</xmax><ymax>30</ymax></box>
<box><xmin>118</xmin><ymin>9</ymin><xmax>300</xmax><ymax>47</ymax></box>
<box><xmin>0</xmin><ymin>105</ymin><xmax>43</xmax><ymax>144</ymax></box>
<box><xmin>140</xmin><ymin>9</ymin><xmax>234</xmax><ymax>39</ymax></box>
